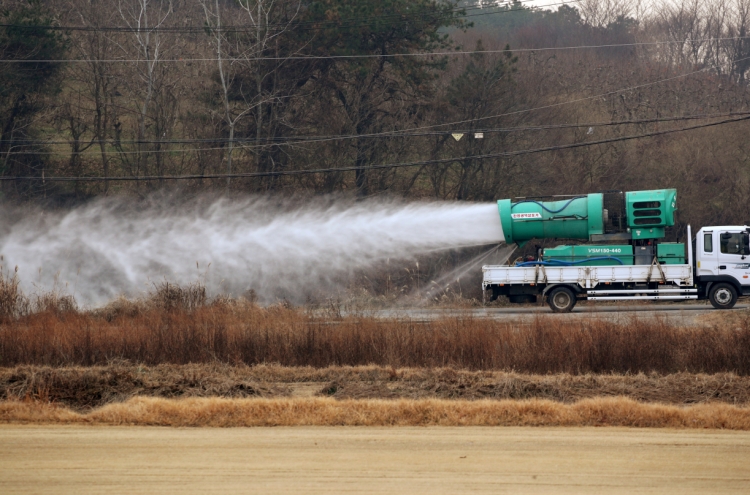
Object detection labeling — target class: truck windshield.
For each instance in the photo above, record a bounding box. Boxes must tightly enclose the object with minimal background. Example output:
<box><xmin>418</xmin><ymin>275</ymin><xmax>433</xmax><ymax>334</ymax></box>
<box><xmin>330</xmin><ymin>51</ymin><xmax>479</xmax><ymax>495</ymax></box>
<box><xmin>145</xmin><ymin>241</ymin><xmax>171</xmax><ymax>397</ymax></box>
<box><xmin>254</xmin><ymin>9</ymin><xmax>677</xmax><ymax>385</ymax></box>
<box><xmin>720</xmin><ymin>233</ymin><xmax>745</xmax><ymax>255</ymax></box>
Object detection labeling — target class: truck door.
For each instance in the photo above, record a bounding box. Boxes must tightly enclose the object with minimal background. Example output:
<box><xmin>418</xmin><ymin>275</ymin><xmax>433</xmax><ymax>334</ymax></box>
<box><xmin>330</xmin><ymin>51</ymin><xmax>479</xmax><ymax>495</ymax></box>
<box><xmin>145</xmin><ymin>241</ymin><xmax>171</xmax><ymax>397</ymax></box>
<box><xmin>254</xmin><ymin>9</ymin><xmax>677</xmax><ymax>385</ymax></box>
<box><xmin>717</xmin><ymin>230</ymin><xmax>750</xmax><ymax>285</ymax></box>
<box><xmin>698</xmin><ymin>230</ymin><xmax>718</xmax><ymax>276</ymax></box>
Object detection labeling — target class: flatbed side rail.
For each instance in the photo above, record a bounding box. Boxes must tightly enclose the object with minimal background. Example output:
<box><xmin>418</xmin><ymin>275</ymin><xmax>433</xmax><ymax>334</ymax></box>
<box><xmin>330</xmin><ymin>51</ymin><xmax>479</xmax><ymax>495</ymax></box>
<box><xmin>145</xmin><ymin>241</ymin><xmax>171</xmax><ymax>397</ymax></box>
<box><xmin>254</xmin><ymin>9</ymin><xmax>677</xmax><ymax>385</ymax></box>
<box><xmin>482</xmin><ymin>264</ymin><xmax>693</xmax><ymax>290</ymax></box>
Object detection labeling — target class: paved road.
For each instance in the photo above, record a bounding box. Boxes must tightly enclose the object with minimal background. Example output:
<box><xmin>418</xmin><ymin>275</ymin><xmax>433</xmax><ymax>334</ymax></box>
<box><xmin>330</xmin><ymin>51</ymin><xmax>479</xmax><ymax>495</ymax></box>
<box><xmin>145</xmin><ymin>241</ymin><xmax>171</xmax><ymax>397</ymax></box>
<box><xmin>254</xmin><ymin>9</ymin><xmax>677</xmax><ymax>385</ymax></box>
<box><xmin>1</xmin><ymin>426</ymin><xmax>748</xmax><ymax>494</ymax></box>
<box><xmin>358</xmin><ymin>304</ymin><xmax>747</xmax><ymax>326</ymax></box>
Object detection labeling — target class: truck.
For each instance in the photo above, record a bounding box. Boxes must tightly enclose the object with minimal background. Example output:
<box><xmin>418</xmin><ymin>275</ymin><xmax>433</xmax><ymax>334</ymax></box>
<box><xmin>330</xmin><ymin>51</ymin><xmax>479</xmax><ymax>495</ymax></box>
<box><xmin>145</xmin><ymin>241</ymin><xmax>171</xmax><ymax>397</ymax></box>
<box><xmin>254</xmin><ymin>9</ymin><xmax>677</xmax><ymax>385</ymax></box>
<box><xmin>482</xmin><ymin>189</ymin><xmax>750</xmax><ymax>312</ymax></box>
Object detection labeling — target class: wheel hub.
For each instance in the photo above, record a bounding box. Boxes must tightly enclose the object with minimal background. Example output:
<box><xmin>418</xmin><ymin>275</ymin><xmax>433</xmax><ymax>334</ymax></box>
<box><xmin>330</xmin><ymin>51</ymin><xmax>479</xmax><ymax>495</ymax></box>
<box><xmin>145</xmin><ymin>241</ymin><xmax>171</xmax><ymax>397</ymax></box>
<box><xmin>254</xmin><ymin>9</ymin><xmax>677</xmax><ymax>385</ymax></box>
<box><xmin>553</xmin><ymin>293</ymin><xmax>570</xmax><ymax>308</ymax></box>
<box><xmin>715</xmin><ymin>288</ymin><xmax>732</xmax><ymax>305</ymax></box>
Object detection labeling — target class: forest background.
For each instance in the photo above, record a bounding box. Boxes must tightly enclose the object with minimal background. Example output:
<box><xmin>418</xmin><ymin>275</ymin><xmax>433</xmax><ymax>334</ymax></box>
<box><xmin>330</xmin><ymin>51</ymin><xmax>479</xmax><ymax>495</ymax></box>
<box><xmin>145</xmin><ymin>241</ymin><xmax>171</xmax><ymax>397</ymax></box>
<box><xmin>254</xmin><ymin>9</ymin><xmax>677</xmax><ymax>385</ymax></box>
<box><xmin>1</xmin><ymin>0</ymin><xmax>750</xmax><ymax>236</ymax></box>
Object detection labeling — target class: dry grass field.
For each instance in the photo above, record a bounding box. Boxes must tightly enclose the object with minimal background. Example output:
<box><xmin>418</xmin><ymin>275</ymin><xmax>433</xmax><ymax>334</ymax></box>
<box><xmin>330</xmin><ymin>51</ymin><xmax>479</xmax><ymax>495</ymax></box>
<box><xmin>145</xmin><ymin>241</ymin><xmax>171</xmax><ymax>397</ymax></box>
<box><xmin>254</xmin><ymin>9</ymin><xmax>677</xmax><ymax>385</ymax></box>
<box><xmin>1</xmin><ymin>283</ymin><xmax>750</xmax><ymax>494</ymax></box>
<box><xmin>2</xmin><ymin>396</ymin><xmax>750</xmax><ymax>428</ymax></box>
<box><xmin>3</xmin><ymin>364</ymin><xmax>750</xmax><ymax>409</ymax></box>
<box><xmin>2</xmin><ymin>279</ymin><xmax>750</xmax><ymax>431</ymax></box>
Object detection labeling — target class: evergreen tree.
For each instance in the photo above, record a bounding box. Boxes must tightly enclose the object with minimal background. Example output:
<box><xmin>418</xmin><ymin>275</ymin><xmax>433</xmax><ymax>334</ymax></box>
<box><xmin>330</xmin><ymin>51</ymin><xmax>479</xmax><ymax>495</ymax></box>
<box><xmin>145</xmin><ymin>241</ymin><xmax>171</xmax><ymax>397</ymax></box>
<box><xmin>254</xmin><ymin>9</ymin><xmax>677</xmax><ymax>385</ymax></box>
<box><xmin>0</xmin><ymin>0</ymin><xmax>66</xmax><ymax>198</ymax></box>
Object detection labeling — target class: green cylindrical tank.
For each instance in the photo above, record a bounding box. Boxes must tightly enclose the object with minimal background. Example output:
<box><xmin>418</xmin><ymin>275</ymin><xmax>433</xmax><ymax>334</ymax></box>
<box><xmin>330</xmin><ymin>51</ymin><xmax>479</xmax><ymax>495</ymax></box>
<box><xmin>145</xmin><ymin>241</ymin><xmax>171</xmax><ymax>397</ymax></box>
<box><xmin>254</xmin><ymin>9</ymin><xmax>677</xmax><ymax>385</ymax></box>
<box><xmin>497</xmin><ymin>194</ymin><xmax>604</xmax><ymax>245</ymax></box>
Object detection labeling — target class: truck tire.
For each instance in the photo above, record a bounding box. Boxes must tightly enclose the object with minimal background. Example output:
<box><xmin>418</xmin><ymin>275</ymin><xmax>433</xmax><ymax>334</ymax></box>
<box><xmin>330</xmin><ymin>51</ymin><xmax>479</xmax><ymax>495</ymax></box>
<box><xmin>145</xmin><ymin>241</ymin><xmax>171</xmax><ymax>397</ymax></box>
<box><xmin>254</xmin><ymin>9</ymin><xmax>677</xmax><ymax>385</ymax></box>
<box><xmin>709</xmin><ymin>283</ymin><xmax>738</xmax><ymax>310</ymax></box>
<box><xmin>547</xmin><ymin>286</ymin><xmax>577</xmax><ymax>313</ymax></box>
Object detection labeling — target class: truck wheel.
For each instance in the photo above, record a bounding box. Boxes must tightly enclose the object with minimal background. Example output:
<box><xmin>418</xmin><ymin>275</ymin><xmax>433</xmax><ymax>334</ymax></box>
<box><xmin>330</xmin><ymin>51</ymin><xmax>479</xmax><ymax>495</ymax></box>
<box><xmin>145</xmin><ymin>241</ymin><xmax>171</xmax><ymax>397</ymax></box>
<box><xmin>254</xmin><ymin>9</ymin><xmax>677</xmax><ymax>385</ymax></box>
<box><xmin>709</xmin><ymin>283</ymin><xmax>738</xmax><ymax>310</ymax></box>
<box><xmin>547</xmin><ymin>287</ymin><xmax>577</xmax><ymax>313</ymax></box>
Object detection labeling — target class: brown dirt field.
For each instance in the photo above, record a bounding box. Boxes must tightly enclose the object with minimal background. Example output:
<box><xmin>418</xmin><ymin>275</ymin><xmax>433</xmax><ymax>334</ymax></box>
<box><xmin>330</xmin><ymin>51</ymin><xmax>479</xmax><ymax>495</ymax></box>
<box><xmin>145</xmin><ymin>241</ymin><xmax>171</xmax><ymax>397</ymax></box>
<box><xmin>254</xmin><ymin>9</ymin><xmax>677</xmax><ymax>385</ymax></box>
<box><xmin>1</xmin><ymin>425</ymin><xmax>748</xmax><ymax>494</ymax></box>
<box><xmin>2</xmin><ymin>396</ymin><xmax>750</xmax><ymax>428</ymax></box>
<box><xmin>3</xmin><ymin>364</ymin><xmax>750</xmax><ymax>410</ymax></box>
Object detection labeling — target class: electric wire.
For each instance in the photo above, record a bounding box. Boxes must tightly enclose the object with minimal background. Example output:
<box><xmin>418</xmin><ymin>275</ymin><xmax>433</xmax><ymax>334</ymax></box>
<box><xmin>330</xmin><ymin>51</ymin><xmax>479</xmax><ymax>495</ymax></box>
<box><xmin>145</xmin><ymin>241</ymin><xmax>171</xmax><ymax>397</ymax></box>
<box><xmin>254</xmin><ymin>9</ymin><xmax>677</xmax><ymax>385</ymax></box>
<box><xmin>3</xmin><ymin>111</ymin><xmax>748</xmax><ymax>148</ymax></box>
<box><xmin>2</xmin><ymin>4</ymin><xmax>747</xmax><ymax>191</ymax></box>
<box><xmin>2</xmin><ymin>113</ymin><xmax>747</xmax><ymax>182</ymax></box>
<box><xmin>3</xmin><ymin>25</ymin><xmax>748</xmax><ymax>164</ymax></box>
<box><xmin>3</xmin><ymin>36</ymin><xmax>750</xmax><ymax>63</ymax></box>
<box><xmin>339</xmin><ymin>54</ymin><xmax>750</xmax><ymax>139</ymax></box>
<box><xmin>4</xmin><ymin>57</ymin><xmax>747</xmax><ymax>156</ymax></box>
<box><xmin>0</xmin><ymin>0</ymin><xmax>579</xmax><ymax>34</ymax></box>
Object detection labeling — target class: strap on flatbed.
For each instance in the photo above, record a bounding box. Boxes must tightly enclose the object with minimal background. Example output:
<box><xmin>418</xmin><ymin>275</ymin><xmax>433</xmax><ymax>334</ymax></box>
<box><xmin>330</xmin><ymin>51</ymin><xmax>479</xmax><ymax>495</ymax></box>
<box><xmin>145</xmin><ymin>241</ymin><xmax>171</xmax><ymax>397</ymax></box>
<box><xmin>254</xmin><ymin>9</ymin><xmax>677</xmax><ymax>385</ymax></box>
<box><xmin>646</xmin><ymin>256</ymin><xmax>666</xmax><ymax>284</ymax></box>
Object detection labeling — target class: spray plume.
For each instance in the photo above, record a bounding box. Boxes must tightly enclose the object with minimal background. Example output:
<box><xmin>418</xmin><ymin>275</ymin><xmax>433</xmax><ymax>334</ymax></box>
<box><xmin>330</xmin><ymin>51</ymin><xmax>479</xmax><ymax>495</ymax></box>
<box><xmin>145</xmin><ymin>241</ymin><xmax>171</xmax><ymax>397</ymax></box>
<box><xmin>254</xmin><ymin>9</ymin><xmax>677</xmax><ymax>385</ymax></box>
<box><xmin>0</xmin><ymin>196</ymin><xmax>505</xmax><ymax>306</ymax></box>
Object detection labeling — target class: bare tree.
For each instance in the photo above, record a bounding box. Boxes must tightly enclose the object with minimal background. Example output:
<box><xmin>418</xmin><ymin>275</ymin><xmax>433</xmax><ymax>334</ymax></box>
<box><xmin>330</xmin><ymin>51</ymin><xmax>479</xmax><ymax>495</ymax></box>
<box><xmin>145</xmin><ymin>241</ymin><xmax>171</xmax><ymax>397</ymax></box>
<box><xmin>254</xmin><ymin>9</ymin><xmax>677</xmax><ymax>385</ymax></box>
<box><xmin>704</xmin><ymin>0</ymin><xmax>730</xmax><ymax>73</ymax></box>
<box><xmin>578</xmin><ymin>0</ymin><xmax>635</xmax><ymax>27</ymax></box>
<box><xmin>58</xmin><ymin>0</ymin><xmax>123</xmax><ymax>193</ymax></box>
<box><xmin>116</xmin><ymin>0</ymin><xmax>176</xmax><ymax>180</ymax></box>
<box><xmin>199</xmin><ymin>0</ymin><xmax>247</xmax><ymax>186</ymax></box>
<box><xmin>199</xmin><ymin>0</ymin><xmax>300</xmax><ymax>186</ymax></box>
<box><xmin>726</xmin><ymin>0</ymin><xmax>750</xmax><ymax>84</ymax></box>
<box><xmin>649</xmin><ymin>0</ymin><xmax>709</xmax><ymax>70</ymax></box>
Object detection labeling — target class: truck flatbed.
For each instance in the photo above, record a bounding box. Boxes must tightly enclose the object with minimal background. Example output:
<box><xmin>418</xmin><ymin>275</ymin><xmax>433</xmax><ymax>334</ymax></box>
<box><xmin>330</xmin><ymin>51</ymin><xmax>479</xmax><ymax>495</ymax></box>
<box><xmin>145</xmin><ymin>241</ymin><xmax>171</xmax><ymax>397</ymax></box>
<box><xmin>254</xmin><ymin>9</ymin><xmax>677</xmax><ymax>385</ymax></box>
<box><xmin>482</xmin><ymin>262</ymin><xmax>698</xmax><ymax>310</ymax></box>
<box><xmin>482</xmin><ymin>263</ymin><xmax>694</xmax><ymax>291</ymax></box>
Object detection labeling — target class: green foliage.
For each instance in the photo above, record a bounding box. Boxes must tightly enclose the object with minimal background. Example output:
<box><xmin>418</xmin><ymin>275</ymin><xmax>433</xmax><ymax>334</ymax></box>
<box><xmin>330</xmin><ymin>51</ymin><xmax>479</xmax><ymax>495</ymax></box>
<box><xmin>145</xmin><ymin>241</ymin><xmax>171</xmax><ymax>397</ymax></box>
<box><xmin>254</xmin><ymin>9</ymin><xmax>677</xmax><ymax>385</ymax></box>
<box><xmin>0</xmin><ymin>0</ymin><xmax>66</xmax><ymax>102</ymax></box>
<box><xmin>305</xmin><ymin>0</ymin><xmax>466</xmax><ymax>51</ymax></box>
<box><xmin>0</xmin><ymin>1</ymin><xmax>67</xmax><ymax>196</ymax></box>
<box><xmin>304</xmin><ymin>0</ymin><xmax>467</xmax><ymax>80</ymax></box>
<box><xmin>446</xmin><ymin>40</ymin><xmax>517</xmax><ymax>109</ymax></box>
<box><xmin>418</xmin><ymin>38</ymin><xmax>521</xmax><ymax>201</ymax></box>
<box><xmin>465</xmin><ymin>0</ymin><xmax>538</xmax><ymax>32</ymax></box>
<box><xmin>295</xmin><ymin>1</ymin><xmax>469</xmax><ymax>194</ymax></box>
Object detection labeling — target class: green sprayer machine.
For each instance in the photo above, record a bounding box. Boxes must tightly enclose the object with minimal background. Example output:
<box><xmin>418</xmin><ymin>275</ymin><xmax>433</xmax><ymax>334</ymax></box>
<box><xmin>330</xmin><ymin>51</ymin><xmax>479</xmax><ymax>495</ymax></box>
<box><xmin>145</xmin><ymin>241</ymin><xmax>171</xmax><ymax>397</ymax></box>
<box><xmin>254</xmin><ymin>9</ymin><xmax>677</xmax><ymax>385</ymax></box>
<box><xmin>483</xmin><ymin>189</ymin><xmax>750</xmax><ymax>312</ymax></box>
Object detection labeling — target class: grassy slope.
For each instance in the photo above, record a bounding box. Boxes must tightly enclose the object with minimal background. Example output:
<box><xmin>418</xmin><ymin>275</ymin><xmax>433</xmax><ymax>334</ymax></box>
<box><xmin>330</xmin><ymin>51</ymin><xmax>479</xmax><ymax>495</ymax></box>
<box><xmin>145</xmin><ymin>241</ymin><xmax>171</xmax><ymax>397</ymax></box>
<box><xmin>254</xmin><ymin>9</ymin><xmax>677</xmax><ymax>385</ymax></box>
<box><xmin>2</xmin><ymin>396</ymin><xmax>750</xmax><ymax>428</ymax></box>
<box><xmin>3</xmin><ymin>364</ymin><xmax>750</xmax><ymax>410</ymax></box>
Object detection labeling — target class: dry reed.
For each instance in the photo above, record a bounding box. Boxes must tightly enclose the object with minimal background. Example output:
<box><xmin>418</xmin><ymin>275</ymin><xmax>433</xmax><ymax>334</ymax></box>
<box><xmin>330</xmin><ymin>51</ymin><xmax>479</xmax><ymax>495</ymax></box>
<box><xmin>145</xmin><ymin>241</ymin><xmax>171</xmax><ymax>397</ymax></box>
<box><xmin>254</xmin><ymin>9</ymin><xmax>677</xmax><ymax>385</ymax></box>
<box><xmin>1</xmin><ymin>299</ymin><xmax>750</xmax><ymax>374</ymax></box>
<box><xmin>2</xmin><ymin>396</ymin><xmax>750</xmax><ymax>429</ymax></box>
<box><xmin>0</xmin><ymin>267</ymin><xmax>28</xmax><ymax>322</ymax></box>
<box><xmin>0</xmin><ymin>266</ymin><xmax>76</xmax><ymax>321</ymax></box>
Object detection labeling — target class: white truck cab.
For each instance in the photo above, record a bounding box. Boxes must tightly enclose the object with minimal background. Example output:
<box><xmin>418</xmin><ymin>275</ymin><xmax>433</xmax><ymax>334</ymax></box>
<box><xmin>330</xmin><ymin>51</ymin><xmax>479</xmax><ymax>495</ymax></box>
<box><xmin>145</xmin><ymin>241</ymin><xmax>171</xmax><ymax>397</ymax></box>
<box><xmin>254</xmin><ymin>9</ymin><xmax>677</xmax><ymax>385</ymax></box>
<box><xmin>695</xmin><ymin>226</ymin><xmax>750</xmax><ymax>308</ymax></box>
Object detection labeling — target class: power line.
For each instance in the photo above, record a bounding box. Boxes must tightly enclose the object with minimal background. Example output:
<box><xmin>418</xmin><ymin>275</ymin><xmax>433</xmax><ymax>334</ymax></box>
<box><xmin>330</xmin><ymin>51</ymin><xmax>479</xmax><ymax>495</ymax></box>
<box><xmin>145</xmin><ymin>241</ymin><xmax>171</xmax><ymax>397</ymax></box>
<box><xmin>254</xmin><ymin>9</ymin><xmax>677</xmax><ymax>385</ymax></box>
<box><xmin>2</xmin><ymin>114</ymin><xmax>747</xmax><ymax>182</ymax></box>
<box><xmin>4</xmin><ymin>39</ymin><xmax>744</xmax><ymax>149</ymax></box>
<box><xmin>3</xmin><ymin>111</ymin><xmax>748</xmax><ymax>149</ymax></box>
<box><xmin>0</xmin><ymin>4</ymin><xmax>475</xmax><ymax>33</ymax></box>
<box><xmin>5</xmin><ymin>54</ymin><xmax>745</xmax><ymax>155</ymax></box>
<box><xmin>347</xmin><ymin>54</ymin><xmax>750</xmax><ymax>139</ymax></box>
<box><xmin>0</xmin><ymin>0</ymin><xmax>578</xmax><ymax>35</ymax></box>
<box><xmin>3</xmin><ymin>36</ymin><xmax>750</xmax><ymax>63</ymax></box>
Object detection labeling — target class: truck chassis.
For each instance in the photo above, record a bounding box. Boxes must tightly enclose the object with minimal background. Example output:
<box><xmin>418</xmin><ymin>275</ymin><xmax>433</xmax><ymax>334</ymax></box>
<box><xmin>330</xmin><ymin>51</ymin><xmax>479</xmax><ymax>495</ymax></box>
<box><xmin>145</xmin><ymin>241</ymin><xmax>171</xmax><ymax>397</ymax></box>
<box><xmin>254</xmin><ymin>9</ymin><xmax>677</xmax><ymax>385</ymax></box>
<box><xmin>483</xmin><ymin>262</ymin><xmax>697</xmax><ymax>312</ymax></box>
<box><xmin>480</xmin><ymin>224</ymin><xmax>736</xmax><ymax>312</ymax></box>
